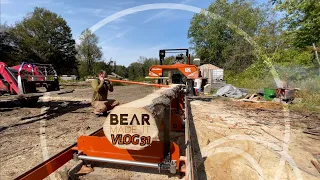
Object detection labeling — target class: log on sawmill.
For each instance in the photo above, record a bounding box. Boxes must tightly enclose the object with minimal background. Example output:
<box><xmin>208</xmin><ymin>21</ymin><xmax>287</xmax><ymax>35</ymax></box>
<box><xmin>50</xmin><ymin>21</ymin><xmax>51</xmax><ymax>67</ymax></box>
<box><xmin>103</xmin><ymin>84</ymin><xmax>182</xmax><ymax>150</ymax></box>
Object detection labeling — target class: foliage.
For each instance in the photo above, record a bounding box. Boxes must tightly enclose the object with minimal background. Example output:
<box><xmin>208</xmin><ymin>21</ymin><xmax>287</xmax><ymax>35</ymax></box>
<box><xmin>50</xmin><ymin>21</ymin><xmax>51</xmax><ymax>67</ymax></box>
<box><xmin>127</xmin><ymin>62</ymin><xmax>143</xmax><ymax>80</ymax></box>
<box><xmin>188</xmin><ymin>0</ymin><xmax>267</xmax><ymax>72</ymax></box>
<box><xmin>114</xmin><ymin>65</ymin><xmax>128</xmax><ymax>78</ymax></box>
<box><xmin>0</xmin><ymin>23</ymin><xmax>19</xmax><ymax>65</ymax></box>
<box><xmin>9</xmin><ymin>7</ymin><xmax>78</xmax><ymax>75</ymax></box>
<box><xmin>289</xmin><ymin>77</ymin><xmax>320</xmax><ymax>113</ymax></box>
<box><xmin>273</xmin><ymin>0</ymin><xmax>320</xmax><ymax>47</ymax></box>
<box><xmin>76</xmin><ymin>29</ymin><xmax>103</xmax><ymax>76</ymax></box>
<box><xmin>126</xmin><ymin>56</ymin><xmax>181</xmax><ymax>80</ymax></box>
<box><xmin>78</xmin><ymin>59</ymin><xmax>115</xmax><ymax>78</ymax></box>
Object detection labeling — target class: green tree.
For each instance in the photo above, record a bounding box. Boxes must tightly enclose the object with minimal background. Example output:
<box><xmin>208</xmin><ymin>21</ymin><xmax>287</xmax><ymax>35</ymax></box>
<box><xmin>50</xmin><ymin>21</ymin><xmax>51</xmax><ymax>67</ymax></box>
<box><xmin>127</xmin><ymin>62</ymin><xmax>143</xmax><ymax>80</ymax></box>
<box><xmin>10</xmin><ymin>7</ymin><xmax>78</xmax><ymax>74</ymax></box>
<box><xmin>137</xmin><ymin>56</ymin><xmax>158</xmax><ymax>77</ymax></box>
<box><xmin>76</xmin><ymin>29</ymin><xmax>102</xmax><ymax>76</ymax></box>
<box><xmin>188</xmin><ymin>0</ymin><xmax>266</xmax><ymax>72</ymax></box>
<box><xmin>272</xmin><ymin>0</ymin><xmax>320</xmax><ymax>47</ymax></box>
<box><xmin>115</xmin><ymin>65</ymin><xmax>128</xmax><ymax>78</ymax></box>
<box><xmin>0</xmin><ymin>23</ymin><xmax>19</xmax><ymax>65</ymax></box>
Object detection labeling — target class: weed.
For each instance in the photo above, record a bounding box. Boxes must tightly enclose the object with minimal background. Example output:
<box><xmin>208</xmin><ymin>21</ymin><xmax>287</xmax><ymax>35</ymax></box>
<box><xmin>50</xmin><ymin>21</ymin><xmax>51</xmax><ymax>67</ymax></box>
<box><xmin>225</xmin><ymin>70</ymin><xmax>320</xmax><ymax>113</ymax></box>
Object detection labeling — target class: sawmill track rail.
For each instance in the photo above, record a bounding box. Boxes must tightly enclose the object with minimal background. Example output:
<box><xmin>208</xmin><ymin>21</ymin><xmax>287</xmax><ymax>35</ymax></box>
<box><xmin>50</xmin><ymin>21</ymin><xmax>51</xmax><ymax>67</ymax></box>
<box><xmin>14</xmin><ymin>93</ymin><xmax>197</xmax><ymax>180</ymax></box>
<box><xmin>14</xmin><ymin>128</ymin><xmax>103</xmax><ymax>180</ymax></box>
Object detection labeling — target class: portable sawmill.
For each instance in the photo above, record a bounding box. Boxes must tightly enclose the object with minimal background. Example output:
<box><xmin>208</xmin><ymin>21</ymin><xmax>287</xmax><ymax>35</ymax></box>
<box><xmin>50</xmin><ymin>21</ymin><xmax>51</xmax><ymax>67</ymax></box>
<box><xmin>147</xmin><ymin>49</ymin><xmax>206</xmax><ymax>96</ymax></box>
<box><xmin>14</xmin><ymin>49</ymin><xmax>201</xmax><ymax>180</ymax></box>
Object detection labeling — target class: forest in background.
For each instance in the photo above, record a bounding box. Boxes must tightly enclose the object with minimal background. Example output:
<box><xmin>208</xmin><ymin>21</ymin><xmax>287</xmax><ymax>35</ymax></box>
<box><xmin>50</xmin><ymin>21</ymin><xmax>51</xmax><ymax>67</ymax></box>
<box><xmin>1</xmin><ymin>0</ymin><xmax>319</xmax><ymax>111</ymax></box>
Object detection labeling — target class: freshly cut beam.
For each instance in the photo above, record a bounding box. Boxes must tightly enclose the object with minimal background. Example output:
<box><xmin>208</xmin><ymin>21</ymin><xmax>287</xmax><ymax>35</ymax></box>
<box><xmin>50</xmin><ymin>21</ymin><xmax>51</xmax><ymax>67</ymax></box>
<box><xmin>103</xmin><ymin>84</ymin><xmax>182</xmax><ymax>150</ymax></box>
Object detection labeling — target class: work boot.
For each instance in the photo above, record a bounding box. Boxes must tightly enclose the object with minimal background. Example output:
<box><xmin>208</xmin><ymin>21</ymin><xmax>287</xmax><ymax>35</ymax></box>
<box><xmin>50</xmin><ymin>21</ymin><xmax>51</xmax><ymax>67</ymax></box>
<box><xmin>102</xmin><ymin>111</ymin><xmax>110</xmax><ymax>116</ymax></box>
<box><xmin>76</xmin><ymin>165</ymin><xmax>93</xmax><ymax>175</ymax></box>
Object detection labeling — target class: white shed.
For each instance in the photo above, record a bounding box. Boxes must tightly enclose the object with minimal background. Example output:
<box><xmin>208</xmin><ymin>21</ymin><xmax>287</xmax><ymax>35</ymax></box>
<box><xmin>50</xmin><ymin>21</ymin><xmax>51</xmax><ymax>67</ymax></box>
<box><xmin>199</xmin><ymin>64</ymin><xmax>224</xmax><ymax>83</ymax></box>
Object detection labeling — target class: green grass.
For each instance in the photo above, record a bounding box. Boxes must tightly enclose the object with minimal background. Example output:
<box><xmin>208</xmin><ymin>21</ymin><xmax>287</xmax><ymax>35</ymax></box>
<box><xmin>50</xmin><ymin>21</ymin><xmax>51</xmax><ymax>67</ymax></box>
<box><xmin>289</xmin><ymin>77</ymin><xmax>320</xmax><ymax>113</ymax></box>
<box><xmin>225</xmin><ymin>70</ymin><xmax>320</xmax><ymax>114</ymax></box>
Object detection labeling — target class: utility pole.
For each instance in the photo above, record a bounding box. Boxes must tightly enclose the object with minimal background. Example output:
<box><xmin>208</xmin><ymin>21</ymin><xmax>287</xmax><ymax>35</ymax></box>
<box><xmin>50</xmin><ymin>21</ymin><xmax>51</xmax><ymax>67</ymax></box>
<box><xmin>313</xmin><ymin>43</ymin><xmax>320</xmax><ymax>76</ymax></box>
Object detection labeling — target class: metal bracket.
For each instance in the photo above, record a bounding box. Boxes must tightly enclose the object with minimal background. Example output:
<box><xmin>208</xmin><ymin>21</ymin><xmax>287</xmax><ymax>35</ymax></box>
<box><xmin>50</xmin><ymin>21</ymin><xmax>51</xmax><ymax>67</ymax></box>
<box><xmin>73</xmin><ymin>152</ymin><xmax>79</xmax><ymax>161</ymax></box>
<box><xmin>170</xmin><ymin>160</ymin><xmax>177</xmax><ymax>174</ymax></box>
<box><xmin>158</xmin><ymin>160</ymin><xmax>175</xmax><ymax>174</ymax></box>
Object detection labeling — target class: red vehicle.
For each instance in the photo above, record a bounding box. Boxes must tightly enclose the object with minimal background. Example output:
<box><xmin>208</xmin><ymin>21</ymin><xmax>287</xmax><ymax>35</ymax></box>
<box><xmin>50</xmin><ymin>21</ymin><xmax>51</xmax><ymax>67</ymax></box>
<box><xmin>0</xmin><ymin>62</ymin><xmax>60</xmax><ymax>105</ymax></box>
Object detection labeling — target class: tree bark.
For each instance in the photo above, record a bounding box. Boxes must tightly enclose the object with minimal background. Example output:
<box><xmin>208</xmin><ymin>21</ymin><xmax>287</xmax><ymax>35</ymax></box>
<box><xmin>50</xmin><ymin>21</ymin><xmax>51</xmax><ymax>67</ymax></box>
<box><xmin>313</xmin><ymin>43</ymin><xmax>320</xmax><ymax>76</ymax></box>
<box><xmin>103</xmin><ymin>84</ymin><xmax>182</xmax><ymax>150</ymax></box>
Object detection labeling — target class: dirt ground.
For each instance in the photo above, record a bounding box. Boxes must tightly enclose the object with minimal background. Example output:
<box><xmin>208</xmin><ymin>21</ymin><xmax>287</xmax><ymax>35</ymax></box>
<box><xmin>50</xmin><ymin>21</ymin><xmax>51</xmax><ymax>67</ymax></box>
<box><xmin>1</xmin><ymin>84</ymin><xmax>320</xmax><ymax>180</ymax></box>
<box><xmin>190</xmin><ymin>97</ymin><xmax>320</xmax><ymax>180</ymax></box>
<box><xmin>0</xmin><ymin>84</ymin><xmax>156</xmax><ymax>180</ymax></box>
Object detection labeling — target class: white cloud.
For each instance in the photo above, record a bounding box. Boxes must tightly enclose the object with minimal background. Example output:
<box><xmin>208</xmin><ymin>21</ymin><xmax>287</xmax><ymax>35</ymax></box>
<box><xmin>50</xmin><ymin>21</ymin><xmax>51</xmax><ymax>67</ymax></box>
<box><xmin>104</xmin><ymin>26</ymin><xmax>134</xmax><ymax>42</ymax></box>
<box><xmin>141</xmin><ymin>0</ymin><xmax>193</xmax><ymax>24</ymax></box>
<box><xmin>1</xmin><ymin>0</ymin><xmax>9</xmax><ymax>4</ymax></box>
<box><xmin>106</xmin><ymin>31</ymin><xmax>127</xmax><ymax>42</ymax></box>
<box><xmin>101</xmin><ymin>45</ymin><xmax>122</xmax><ymax>53</ymax></box>
<box><xmin>63</xmin><ymin>6</ymin><xmax>121</xmax><ymax>19</ymax></box>
<box><xmin>142</xmin><ymin>10</ymin><xmax>169</xmax><ymax>24</ymax></box>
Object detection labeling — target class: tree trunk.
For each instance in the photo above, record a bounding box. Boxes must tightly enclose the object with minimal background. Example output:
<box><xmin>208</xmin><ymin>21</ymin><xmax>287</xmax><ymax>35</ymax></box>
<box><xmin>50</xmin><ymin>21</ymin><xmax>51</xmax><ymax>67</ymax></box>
<box><xmin>313</xmin><ymin>43</ymin><xmax>320</xmax><ymax>76</ymax></box>
<box><xmin>103</xmin><ymin>84</ymin><xmax>182</xmax><ymax>150</ymax></box>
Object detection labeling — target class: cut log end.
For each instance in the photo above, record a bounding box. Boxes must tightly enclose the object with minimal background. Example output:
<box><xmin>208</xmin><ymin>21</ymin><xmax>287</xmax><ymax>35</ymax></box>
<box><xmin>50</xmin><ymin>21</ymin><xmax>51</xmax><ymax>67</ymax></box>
<box><xmin>103</xmin><ymin>84</ymin><xmax>182</xmax><ymax>150</ymax></box>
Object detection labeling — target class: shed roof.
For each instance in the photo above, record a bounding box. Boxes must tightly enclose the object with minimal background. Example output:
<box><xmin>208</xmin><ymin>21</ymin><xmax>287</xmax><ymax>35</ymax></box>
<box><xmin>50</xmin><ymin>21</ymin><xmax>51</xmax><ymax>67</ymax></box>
<box><xmin>199</xmin><ymin>64</ymin><xmax>222</xmax><ymax>70</ymax></box>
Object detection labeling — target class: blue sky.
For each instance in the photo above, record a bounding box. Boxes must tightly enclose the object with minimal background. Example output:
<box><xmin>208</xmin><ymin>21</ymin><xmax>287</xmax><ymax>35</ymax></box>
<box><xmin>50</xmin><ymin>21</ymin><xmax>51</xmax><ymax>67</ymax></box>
<box><xmin>1</xmin><ymin>0</ymin><xmax>270</xmax><ymax>66</ymax></box>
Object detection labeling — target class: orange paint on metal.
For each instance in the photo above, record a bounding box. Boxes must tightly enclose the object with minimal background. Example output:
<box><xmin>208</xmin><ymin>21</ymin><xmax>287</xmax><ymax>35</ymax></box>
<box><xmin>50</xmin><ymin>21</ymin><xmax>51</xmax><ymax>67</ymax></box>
<box><xmin>171</xmin><ymin>113</ymin><xmax>184</xmax><ymax>132</ymax></box>
<box><xmin>15</xmin><ymin>128</ymin><xmax>104</xmax><ymax>180</ymax></box>
<box><xmin>108</xmin><ymin>79</ymin><xmax>169</xmax><ymax>88</ymax></box>
<box><xmin>171</xmin><ymin>142</ymin><xmax>181</xmax><ymax>171</ymax></box>
<box><xmin>77</xmin><ymin>135</ymin><xmax>180</xmax><ymax>168</ymax></box>
<box><xmin>15</xmin><ymin>91</ymin><xmax>191</xmax><ymax>179</ymax></box>
<box><xmin>14</xmin><ymin>144</ymin><xmax>75</xmax><ymax>180</ymax></box>
<box><xmin>148</xmin><ymin>64</ymin><xmax>199</xmax><ymax>79</ymax></box>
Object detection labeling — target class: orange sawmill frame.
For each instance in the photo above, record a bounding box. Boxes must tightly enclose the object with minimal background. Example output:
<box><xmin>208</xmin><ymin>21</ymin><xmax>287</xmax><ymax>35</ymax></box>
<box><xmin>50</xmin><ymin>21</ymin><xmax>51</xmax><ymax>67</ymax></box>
<box><xmin>148</xmin><ymin>63</ymin><xmax>199</xmax><ymax>79</ymax></box>
<box><xmin>108</xmin><ymin>79</ymin><xmax>169</xmax><ymax>88</ymax></box>
<box><xmin>14</xmin><ymin>84</ymin><xmax>193</xmax><ymax>180</ymax></box>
